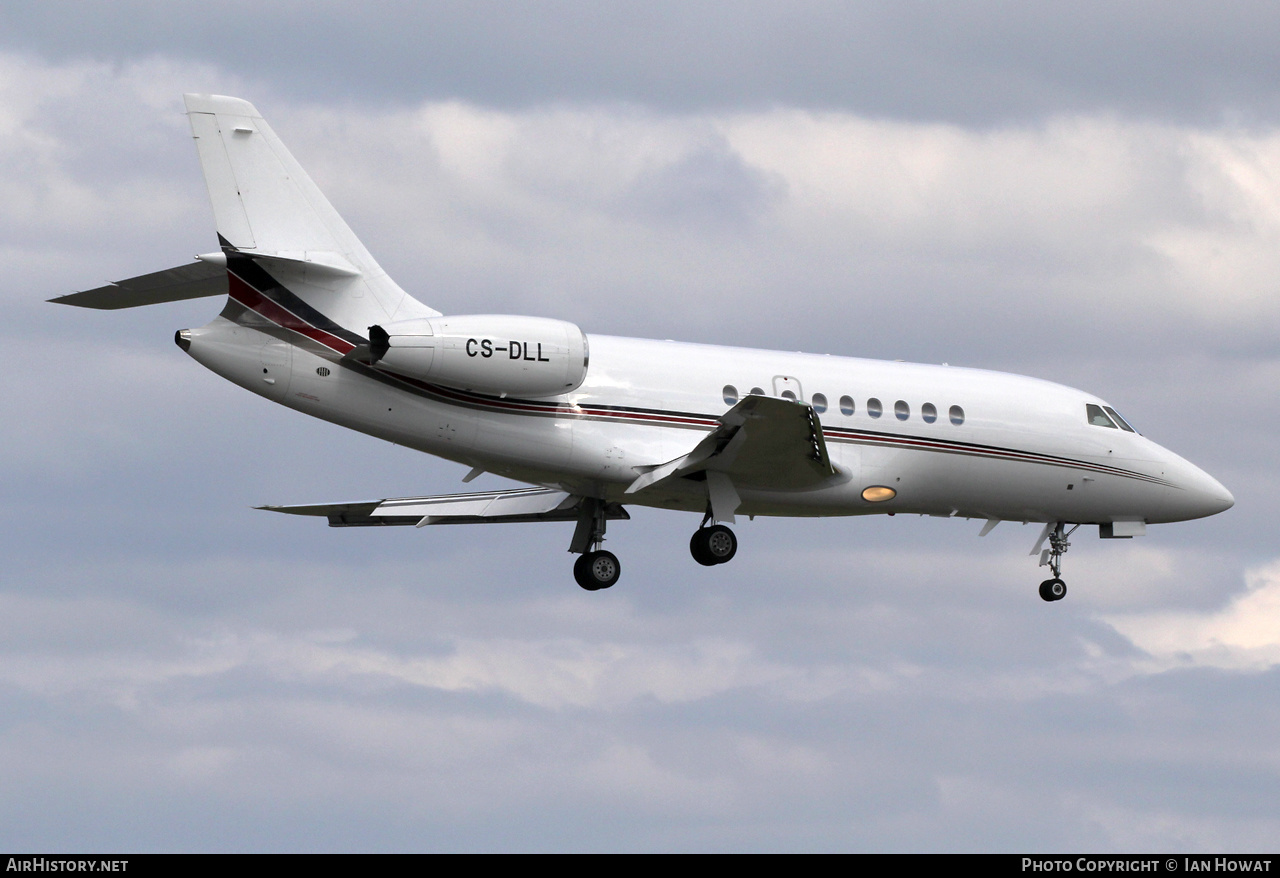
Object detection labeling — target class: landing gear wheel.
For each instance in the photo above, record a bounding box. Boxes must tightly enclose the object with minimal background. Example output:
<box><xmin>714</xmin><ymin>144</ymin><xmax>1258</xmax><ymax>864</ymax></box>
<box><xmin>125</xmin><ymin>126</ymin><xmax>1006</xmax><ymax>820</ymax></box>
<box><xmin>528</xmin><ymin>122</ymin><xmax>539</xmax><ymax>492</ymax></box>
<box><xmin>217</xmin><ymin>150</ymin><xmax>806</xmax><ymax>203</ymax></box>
<box><xmin>575</xmin><ymin>550</ymin><xmax>620</xmax><ymax>591</ymax></box>
<box><xmin>690</xmin><ymin>525</ymin><xmax>737</xmax><ymax>566</ymax></box>
<box><xmin>690</xmin><ymin>531</ymin><xmax>715</xmax><ymax>566</ymax></box>
<box><xmin>574</xmin><ymin>554</ymin><xmax>598</xmax><ymax>589</ymax></box>
<box><xmin>1039</xmin><ymin>578</ymin><xmax>1067</xmax><ymax>602</ymax></box>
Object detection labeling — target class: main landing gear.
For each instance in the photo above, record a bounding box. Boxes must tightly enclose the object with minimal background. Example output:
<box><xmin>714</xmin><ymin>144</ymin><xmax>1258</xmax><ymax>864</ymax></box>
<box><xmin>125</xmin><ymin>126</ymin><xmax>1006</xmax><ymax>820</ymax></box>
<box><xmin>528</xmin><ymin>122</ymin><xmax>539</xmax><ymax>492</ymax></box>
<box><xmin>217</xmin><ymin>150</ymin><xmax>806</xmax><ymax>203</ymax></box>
<box><xmin>571</xmin><ymin>497</ymin><xmax>621</xmax><ymax>591</ymax></box>
<box><xmin>574</xmin><ymin>550</ymin><xmax>620</xmax><ymax>591</ymax></box>
<box><xmin>690</xmin><ymin>522</ymin><xmax>738</xmax><ymax>566</ymax></box>
<box><xmin>567</xmin><ymin>501</ymin><xmax>741</xmax><ymax>590</ymax></box>
<box><xmin>1036</xmin><ymin>522</ymin><xmax>1078</xmax><ymax>602</ymax></box>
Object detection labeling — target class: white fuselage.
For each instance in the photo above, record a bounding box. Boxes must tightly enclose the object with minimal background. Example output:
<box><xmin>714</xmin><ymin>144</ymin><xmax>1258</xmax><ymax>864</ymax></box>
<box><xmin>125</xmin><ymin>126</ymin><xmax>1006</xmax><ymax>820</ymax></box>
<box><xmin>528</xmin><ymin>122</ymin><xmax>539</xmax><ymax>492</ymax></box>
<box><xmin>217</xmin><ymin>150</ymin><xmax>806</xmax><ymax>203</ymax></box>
<box><xmin>182</xmin><ymin>316</ymin><xmax>1233</xmax><ymax>528</ymax></box>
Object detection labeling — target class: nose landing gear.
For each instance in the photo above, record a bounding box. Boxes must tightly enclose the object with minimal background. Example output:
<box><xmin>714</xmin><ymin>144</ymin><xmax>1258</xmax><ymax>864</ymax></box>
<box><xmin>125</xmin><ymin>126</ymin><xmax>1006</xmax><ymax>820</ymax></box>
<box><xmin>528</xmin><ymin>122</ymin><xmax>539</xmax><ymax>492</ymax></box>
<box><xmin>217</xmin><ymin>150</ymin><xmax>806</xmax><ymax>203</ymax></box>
<box><xmin>1035</xmin><ymin>522</ymin><xmax>1078</xmax><ymax>602</ymax></box>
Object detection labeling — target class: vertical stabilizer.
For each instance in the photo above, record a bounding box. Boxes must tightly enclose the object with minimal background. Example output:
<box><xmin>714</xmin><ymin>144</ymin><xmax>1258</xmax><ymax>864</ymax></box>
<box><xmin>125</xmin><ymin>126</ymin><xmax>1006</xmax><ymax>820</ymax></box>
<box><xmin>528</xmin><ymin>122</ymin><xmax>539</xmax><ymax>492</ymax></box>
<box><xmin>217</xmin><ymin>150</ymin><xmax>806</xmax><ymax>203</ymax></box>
<box><xmin>183</xmin><ymin>94</ymin><xmax>438</xmax><ymax>333</ymax></box>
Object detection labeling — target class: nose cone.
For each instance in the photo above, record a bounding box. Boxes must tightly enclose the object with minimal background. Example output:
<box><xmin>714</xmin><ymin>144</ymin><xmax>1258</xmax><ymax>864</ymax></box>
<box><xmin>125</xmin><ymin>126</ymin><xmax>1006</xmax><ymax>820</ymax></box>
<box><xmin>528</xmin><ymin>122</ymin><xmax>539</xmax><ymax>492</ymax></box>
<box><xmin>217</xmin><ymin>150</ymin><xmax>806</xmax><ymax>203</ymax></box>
<box><xmin>1189</xmin><ymin>467</ymin><xmax>1235</xmax><ymax>518</ymax></box>
<box><xmin>1163</xmin><ymin>453</ymin><xmax>1234</xmax><ymax>521</ymax></box>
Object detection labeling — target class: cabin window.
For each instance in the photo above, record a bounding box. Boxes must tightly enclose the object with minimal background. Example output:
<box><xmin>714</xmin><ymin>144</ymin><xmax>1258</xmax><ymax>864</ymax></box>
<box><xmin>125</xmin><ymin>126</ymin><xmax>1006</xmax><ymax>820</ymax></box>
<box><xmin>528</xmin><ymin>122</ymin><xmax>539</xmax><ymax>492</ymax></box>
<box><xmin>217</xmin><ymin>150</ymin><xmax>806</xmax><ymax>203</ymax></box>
<box><xmin>1086</xmin><ymin>403</ymin><xmax>1117</xmax><ymax>428</ymax></box>
<box><xmin>921</xmin><ymin>402</ymin><xmax>937</xmax><ymax>423</ymax></box>
<box><xmin>723</xmin><ymin>385</ymin><xmax>738</xmax><ymax>405</ymax></box>
<box><xmin>780</xmin><ymin>390</ymin><xmax>797</xmax><ymax>401</ymax></box>
<box><xmin>867</xmin><ymin>398</ymin><xmax>883</xmax><ymax>418</ymax></box>
<box><xmin>750</xmin><ymin>387</ymin><xmax>765</xmax><ymax>396</ymax></box>
<box><xmin>1103</xmin><ymin>405</ymin><xmax>1137</xmax><ymax>433</ymax></box>
<box><xmin>894</xmin><ymin>400</ymin><xmax>910</xmax><ymax>421</ymax></box>
<box><xmin>812</xmin><ymin>393</ymin><xmax>828</xmax><ymax>413</ymax></box>
<box><xmin>949</xmin><ymin>405</ymin><xmax>965</xmax><ymax>426</ymax></box>
<box><xmin>839</xmin><ymin>395</ymin><xmax>855</xmax><ymax>415</ymax></box>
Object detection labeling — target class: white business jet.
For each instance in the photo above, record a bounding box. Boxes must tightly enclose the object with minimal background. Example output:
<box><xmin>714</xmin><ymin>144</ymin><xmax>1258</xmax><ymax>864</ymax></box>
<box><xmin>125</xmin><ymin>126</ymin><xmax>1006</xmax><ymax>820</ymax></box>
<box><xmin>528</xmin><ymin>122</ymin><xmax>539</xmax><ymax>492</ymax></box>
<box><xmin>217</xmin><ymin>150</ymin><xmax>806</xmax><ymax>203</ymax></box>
<box><xmin>53</xmin><ymin>95</ymin><xmax>1234</xmax><ymax>598</ymax></box>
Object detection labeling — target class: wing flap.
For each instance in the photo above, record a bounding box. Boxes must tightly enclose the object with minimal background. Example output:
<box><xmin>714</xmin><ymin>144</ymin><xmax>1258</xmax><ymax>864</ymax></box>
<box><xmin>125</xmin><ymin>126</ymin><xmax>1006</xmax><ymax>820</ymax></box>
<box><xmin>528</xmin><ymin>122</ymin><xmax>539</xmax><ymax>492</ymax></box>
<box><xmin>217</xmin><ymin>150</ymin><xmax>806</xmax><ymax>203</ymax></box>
<box><xmin>259</xmin><ymin>487</ymin><xmax>629</xmax><ymax>528</ymax></box>
<box><xmin>381</xmin><ymin>487</ymin><xmax>576</xmax><ymax>526</ymax></box>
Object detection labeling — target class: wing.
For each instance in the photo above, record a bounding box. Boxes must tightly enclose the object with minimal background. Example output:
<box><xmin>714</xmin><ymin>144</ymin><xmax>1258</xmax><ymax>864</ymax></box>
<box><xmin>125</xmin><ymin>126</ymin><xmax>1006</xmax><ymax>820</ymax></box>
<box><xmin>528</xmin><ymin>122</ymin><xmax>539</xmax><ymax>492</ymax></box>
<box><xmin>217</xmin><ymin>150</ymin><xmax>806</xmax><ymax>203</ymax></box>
<box><xmin>49</xmin><ymin>261</ymin><xmax>227</xmax><ymax>310</ymax></box>
<box><xmin>625</xmin><ymin>395</ymin><xmax>840</xmax><ymax>521</ymax></box>
<box><xmin>259</xmin><ymin>486</ymin><xmax>629</xmax><ymax>528</ymax></box>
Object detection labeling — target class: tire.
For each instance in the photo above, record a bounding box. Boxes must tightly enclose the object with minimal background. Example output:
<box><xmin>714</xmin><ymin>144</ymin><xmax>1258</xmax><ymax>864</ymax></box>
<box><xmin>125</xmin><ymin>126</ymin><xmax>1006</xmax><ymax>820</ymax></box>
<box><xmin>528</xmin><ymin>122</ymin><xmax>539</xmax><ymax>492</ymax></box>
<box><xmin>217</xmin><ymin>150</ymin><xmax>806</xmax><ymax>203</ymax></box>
<box><xmin>1039</xmin><ymin>578</ymin><xmax>1067</xmax><ymax>602</ymax></box>
<box><xmin>574</xmin><ymin>554</ymin><xmax>600</xmax><ymax>590</ymax></box>
<box><xmin>575</xmin><ymin>550</ymin><xmax>620</xmax><ymax>590</ymax></box>
<box><xmin>690</xmin><ymin>525</ymin><xmax>738</xmax><ymax>566</ymax></box>
<box><xmin>690</xmin><ymin>530</ymin><xmax>717</xmax><ymax>566</ymax></box>
<box><xmin>703</xmin><ymin>525</ymin><xmax>737</xmax><ymax>564</ymax></box>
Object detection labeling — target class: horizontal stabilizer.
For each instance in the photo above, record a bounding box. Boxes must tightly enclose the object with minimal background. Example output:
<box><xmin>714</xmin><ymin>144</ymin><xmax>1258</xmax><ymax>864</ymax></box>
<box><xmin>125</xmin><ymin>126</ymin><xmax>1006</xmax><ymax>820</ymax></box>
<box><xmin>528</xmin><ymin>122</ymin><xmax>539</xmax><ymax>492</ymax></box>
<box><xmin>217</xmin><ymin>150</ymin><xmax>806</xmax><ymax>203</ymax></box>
<box><xmin>49</xmin><ymin>261</ymin><xmax>226</xmax><ymax>310</ymax></box>
<box><xmin>196</xmin><ymin>248</ymin><xmax>361</xmax><ymax>278</ymax></box>
<box><xmin>259</xmin><ymin>486</ymin><xmax>629</xmax><ymax>528</ymax></box>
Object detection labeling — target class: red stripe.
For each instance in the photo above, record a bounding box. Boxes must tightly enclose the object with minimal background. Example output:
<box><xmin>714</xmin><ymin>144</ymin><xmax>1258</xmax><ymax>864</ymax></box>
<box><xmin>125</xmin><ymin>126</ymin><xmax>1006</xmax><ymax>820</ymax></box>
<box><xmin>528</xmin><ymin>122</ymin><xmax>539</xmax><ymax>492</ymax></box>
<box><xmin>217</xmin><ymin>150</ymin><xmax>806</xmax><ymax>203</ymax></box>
<box><xmin>824</xmin><ymin>427</ymin><xmax>1163</xmax><ymax>482</ymax></box>
<box><xmin>227</xmin><ymin>274</ymin><xmax>356</xmax><ymax>355</ymax></box>
<box><xmin>378</xmin><ymin>371</ymin><xmax>718</xmax><ymax>426</ymax></box>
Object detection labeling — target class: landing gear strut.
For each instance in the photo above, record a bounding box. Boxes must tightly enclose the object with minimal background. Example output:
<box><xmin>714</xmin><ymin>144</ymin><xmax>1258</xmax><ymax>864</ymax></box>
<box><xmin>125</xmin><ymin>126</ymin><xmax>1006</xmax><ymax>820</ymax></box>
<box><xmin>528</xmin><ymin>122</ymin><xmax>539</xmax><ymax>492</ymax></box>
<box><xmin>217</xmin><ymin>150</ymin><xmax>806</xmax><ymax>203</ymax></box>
<box><xmin>1037</xmin><ymin>522</ymin><xmax>1078</xmax><ymax>602</ymax></box>
<box><xmin>571</xmin><ymin>498</ymin><xmax>621</xmax><ymax>591</ymax></box>
<box><xmin>690</xmin><ymin>514</ymin><xmax>738</xmax><ymax>566</ymax></box>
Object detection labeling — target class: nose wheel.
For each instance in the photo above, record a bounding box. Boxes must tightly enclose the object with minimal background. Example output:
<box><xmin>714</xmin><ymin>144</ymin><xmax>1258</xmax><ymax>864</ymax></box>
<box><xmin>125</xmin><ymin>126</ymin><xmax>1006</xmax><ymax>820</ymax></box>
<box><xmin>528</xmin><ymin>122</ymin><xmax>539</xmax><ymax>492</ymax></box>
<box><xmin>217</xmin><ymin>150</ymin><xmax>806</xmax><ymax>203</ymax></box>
<box><xmin>690</xmin><ymin>524</ymin><xmax>737</xmax><ymax>566</ymax></box>
<box><xmin>1039</xmin><ymin>578</ymin><xmax>1067</xmax><ymax>601</ymax></box>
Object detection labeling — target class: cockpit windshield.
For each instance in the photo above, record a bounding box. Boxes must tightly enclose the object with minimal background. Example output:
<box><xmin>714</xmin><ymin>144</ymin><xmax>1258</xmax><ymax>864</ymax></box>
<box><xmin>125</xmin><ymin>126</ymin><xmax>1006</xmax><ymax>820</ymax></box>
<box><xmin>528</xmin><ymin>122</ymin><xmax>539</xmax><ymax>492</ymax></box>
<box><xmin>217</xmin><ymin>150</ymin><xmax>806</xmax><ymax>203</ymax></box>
<box><xmin>1086</xmin><ymin>403</ymin><xmax>1116</xmax><ymax>428</ymax></box>
<box><xmin>1086</xmin><ymin>403</ymin><xmax>1140</xmax><ymax>434</ymax></box>
<box><xmin>1103</xmin><ymin>406</ymin><xmax>1138</xmax><ymax>433</ymax></box>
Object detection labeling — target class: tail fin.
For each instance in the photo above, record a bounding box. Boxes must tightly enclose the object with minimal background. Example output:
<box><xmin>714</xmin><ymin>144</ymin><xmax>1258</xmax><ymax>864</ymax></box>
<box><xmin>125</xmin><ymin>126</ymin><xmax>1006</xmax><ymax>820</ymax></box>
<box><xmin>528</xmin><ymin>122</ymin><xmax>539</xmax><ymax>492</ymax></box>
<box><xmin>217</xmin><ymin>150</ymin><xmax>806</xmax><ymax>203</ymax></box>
<box><xmin>183</xmin><ymin>94</ymin><xmax>438</xmax><ymax>332</ymax></box>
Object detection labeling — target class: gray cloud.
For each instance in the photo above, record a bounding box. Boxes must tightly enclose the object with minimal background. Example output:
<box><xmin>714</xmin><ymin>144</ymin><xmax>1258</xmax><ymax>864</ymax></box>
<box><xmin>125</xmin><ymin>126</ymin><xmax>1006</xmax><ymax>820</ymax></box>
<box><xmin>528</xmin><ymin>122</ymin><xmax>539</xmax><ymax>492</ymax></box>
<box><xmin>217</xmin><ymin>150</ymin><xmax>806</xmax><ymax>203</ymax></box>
<box><xmin>3</xmin><ymin>544</ymin><xmax>1278</xmax><ymax>850</ymax></box>
<box><xmin>4</xmin><ymin>2</ymin><xmax>1280</xmax><ymax>125</ymax></box>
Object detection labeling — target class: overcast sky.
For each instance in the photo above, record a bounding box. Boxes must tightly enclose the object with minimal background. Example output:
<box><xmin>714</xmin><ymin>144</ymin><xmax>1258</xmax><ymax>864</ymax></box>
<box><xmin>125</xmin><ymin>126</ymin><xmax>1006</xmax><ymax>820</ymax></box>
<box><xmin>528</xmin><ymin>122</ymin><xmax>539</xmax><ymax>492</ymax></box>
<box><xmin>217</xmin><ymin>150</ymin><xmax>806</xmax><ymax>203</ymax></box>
<box><xmin>3</xmin><ymin>1</ymin><xmax>1280</xmax><ymax>852</ymax></box>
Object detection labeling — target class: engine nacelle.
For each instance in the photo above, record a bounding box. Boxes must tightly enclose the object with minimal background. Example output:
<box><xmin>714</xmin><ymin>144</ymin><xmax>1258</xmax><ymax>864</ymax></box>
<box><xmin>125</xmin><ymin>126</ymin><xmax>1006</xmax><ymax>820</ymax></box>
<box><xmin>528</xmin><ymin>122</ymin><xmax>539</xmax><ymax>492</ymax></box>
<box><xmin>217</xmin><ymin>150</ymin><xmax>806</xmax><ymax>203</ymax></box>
<box><xmin>369</xmin><ymin>314</ymin><xmax>589</xmax><ymax>397</ymax></box>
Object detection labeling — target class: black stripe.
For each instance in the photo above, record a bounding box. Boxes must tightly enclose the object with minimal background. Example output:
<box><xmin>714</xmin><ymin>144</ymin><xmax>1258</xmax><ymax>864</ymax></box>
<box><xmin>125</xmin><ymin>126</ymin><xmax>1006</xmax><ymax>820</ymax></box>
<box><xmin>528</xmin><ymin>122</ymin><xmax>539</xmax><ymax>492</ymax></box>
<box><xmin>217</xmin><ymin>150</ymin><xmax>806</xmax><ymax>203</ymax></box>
<box><xmin>225</xmin><ymin>254</ymin><xmax>368</xmax><ymax>347</ymax></box>
<box><xmin>821</xmin><ymin>425</ymin><xmax>1168</xmax><ymax>484</ymax></box>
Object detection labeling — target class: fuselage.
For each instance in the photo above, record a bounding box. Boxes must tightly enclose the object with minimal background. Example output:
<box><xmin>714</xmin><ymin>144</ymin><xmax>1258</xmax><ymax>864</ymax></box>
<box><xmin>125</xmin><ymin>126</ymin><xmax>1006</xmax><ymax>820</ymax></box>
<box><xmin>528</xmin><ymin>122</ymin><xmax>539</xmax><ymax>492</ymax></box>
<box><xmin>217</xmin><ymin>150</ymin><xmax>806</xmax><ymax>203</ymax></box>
<box><xmin>180</xmin><ymin>314</ymin><xmax>1234</xmax><ymax>528</ymax></box>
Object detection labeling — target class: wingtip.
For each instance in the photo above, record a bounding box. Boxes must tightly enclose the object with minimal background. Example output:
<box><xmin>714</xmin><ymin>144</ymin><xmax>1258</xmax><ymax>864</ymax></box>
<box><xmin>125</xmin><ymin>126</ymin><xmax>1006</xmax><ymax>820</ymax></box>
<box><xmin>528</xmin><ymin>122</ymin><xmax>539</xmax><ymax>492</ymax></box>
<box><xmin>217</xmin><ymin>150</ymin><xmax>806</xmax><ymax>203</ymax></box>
<box><xmin>47</xmin><ymin>292</ymin><xmax>108</xmax><ymax>309</ymax></box>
